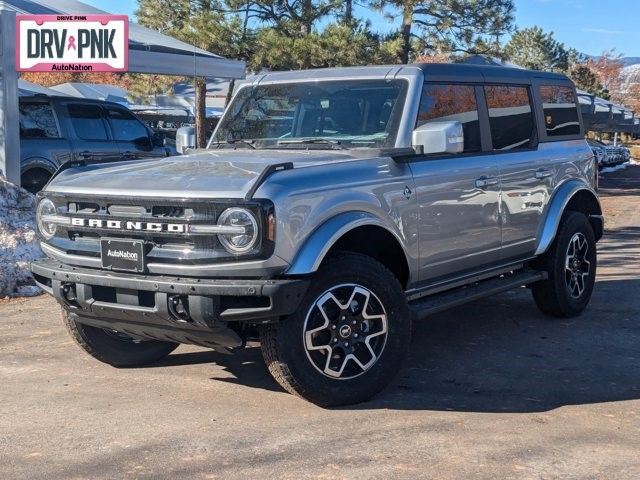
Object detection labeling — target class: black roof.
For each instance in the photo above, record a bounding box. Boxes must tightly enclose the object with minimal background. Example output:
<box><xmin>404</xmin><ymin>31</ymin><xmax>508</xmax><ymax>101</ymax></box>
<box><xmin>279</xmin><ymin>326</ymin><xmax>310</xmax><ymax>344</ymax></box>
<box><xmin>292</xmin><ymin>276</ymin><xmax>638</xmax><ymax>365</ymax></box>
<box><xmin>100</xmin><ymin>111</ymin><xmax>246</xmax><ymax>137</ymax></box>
<box><xmin>413</xmin><ymin>63</ymin><xmax>572</xmax><ymax>85</ymax></box>
<box><xmin>19</xmin><ymin>94</ymin><xmax>125</xmax><ymax>108</ymax></box>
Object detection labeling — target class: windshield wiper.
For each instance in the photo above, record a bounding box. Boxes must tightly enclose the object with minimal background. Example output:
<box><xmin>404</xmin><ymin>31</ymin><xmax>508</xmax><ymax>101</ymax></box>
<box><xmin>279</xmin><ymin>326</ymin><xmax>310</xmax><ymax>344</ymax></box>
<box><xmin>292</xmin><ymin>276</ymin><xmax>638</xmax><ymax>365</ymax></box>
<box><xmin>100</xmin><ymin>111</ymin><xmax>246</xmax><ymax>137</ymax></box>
<box><xmin>276</xmin><ymin>138</ymin><xmax>347</xmax><ymax>150</ymax></box>
<box><xmin>210</xmin><ymin>139</ymin><xmax>256</xmax><ymax>149</ymax></box>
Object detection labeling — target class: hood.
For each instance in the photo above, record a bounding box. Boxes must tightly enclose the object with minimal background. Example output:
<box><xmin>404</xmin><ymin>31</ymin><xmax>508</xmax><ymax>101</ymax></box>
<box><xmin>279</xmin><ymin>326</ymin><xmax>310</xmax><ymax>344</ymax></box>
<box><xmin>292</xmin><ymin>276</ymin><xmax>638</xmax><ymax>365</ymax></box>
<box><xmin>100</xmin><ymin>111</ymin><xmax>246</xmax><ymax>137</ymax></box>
<box><xmin>46</xmin><ymin>149</ymin><xmax>357</xmax><ymax>198</ymax></box>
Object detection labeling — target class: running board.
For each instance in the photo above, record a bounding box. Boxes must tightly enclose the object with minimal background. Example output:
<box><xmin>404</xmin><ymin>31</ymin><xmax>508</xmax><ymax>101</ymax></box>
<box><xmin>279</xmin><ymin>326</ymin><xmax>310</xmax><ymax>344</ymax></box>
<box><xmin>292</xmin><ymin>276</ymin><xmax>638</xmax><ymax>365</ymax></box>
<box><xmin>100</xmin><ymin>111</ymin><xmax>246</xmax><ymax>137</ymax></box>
<box><xmin>409</xmin><ymin>270</ymin><xmax>547</xmax><ymax>320</ymax></box>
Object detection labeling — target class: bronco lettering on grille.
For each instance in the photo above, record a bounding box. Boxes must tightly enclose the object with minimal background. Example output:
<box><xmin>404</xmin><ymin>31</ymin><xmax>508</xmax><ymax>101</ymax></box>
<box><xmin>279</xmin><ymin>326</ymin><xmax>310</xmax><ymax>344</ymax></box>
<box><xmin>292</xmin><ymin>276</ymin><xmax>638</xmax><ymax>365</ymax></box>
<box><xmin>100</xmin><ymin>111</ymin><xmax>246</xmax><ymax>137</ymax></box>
<box><xmin>71</xmin><ymin>218</ymin><xmax>186</xmax><ymax>233</ymax></box>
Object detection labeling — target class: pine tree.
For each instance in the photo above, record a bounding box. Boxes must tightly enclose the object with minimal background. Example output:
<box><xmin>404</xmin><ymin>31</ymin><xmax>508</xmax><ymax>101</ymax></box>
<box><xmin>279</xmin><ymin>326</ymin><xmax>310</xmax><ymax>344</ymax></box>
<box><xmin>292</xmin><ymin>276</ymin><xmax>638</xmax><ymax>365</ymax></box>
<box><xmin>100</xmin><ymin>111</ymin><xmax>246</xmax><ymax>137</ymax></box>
<box><xmin>371</xmin><ymin>0</ymin><xmax>515</xmax><ymax>64</ymax></box>
<box><xmin>134</xmin><ymin>0</ymin><xmax>250</xmax><ymax>146</ymax></box>
<box><xmin>569</xmin><ymin>64</ymin><xmax>607</xmax><ymax>98</ymax></box>
<box><xmin>504</xmin><ymin>26</ymin><xmax>569</xmax><ymax>72</ymax></box>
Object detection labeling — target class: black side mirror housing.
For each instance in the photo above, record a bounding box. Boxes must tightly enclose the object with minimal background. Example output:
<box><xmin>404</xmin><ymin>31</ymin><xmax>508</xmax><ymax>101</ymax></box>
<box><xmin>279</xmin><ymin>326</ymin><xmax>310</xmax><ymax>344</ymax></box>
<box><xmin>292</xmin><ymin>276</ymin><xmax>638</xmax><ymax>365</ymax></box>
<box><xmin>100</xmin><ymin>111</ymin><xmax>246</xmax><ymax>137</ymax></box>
<box><xmin>151</xmin><ymin>131</ymin><xmax>165</xmax><ymax>147</ymax></box>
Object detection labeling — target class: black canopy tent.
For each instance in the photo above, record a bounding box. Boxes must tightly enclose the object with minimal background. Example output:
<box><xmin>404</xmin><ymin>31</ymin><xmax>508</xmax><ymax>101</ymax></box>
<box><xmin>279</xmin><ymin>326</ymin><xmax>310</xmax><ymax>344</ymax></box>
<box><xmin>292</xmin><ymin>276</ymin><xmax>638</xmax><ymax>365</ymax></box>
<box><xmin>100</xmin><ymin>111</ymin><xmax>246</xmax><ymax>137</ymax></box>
<box><xmin>0</xmin><ymin>0</ymin><xmax>245</xmax><ymax>185</ymax></box>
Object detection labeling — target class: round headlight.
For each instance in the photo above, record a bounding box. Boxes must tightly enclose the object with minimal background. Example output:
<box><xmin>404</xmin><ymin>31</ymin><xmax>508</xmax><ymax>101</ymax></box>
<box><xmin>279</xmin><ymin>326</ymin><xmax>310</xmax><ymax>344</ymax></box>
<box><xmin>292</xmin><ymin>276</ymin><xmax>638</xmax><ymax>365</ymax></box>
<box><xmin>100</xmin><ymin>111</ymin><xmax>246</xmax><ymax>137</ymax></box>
<box><xmin>36</xmin><ymin>198</ymin><xmax>57</xmax><ymax>240</ymax></box>
<box><xmin>217</xmin><ymin>208</ymin><xmax>259</xmax><ymax>253</ymax></box>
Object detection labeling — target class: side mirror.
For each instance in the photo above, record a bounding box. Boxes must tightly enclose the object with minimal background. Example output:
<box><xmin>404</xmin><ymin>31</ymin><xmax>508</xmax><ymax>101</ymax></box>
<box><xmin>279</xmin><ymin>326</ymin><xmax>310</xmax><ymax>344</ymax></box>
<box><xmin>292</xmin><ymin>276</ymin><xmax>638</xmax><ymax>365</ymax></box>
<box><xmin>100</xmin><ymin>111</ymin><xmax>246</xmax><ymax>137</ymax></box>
<box><xmin>151</xmin><ymin>131</ymin><xmax>165</xmax><ymax>147</ymax></box>
<box><xmin>412</xmin><ymin>121</ymin><xmax>464</xmax><ymax>155</ymax></box>
<box><xmin>176</xmin><ymin>126</ymin><xmax>196</xmax><ymax>154</ymax></box>
<box><xmin>133</xmin><ymin>136</ymin><xmax>153</xmax><ymax>149</ymax></box>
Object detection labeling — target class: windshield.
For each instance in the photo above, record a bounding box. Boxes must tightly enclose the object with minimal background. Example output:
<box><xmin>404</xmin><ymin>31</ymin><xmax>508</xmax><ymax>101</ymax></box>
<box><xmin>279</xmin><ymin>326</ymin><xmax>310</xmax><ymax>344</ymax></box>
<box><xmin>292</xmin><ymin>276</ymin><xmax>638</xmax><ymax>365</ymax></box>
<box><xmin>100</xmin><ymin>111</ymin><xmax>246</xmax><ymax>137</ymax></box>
<box><xmin>211</xmin><ymin>79</ymin><xmax>408</xmax><ymax>149</ymax></box>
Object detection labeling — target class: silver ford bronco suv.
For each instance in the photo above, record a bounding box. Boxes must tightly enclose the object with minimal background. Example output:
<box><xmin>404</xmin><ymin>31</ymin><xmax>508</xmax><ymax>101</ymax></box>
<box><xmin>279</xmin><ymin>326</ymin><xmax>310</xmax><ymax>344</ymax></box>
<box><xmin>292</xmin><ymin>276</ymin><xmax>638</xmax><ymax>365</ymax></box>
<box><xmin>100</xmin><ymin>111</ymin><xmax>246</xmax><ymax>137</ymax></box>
<box><xmin>31</xmin><ymin>64</ymin><xmax>603</xmax><ymax>406</ymax></box>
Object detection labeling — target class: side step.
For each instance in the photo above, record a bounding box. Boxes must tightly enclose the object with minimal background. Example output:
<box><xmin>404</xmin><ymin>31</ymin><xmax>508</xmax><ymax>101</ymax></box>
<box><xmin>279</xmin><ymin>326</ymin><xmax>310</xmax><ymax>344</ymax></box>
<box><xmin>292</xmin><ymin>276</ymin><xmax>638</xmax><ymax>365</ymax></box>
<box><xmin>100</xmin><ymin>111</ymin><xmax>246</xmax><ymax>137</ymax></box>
<box><xmin>409</xmin><ymin>269</ymin><xmax>547</xmax><ymax>320</ymax></box>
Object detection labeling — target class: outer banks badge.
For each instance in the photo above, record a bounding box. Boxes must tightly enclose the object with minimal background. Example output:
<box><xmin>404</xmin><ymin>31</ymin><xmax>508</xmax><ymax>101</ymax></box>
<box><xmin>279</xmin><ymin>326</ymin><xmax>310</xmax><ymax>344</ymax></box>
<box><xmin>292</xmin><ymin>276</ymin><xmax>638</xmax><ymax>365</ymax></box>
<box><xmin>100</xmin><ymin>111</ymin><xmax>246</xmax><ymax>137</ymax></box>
<box><xmin>16</xmin><ymin>15</ymin><xmax>128</xmax><ymax>72</ymax></box>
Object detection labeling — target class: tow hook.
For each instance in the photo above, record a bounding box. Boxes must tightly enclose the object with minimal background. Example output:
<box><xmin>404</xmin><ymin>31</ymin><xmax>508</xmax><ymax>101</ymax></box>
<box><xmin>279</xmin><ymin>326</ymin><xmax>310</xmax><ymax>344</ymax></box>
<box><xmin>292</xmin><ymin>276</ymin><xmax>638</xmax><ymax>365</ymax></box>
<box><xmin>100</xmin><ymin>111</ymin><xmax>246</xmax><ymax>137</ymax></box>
<box><xmin>168</xmin><ymin>295</ymin><xmax>191</xmax><ymax>323</ymax></box>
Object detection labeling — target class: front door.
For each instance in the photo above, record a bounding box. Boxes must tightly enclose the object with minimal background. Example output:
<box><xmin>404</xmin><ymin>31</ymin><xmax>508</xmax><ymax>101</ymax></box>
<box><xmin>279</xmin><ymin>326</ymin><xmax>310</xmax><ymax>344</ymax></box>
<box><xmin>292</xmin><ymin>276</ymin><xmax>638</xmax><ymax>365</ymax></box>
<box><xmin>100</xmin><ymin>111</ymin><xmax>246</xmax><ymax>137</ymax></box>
<box><xmin>411</xmin><ymin>83</ymin><xmax>502</xmax><ymax>283</ymax></box>
<box><xmin>64</xmin><ymin>103</ymin><xmax>122</xmax><ymax>163</ymax></box>
<box><xmin>105</xmin><ymin>105</ymin><xmax>166</xmax><ymax>160</ymax></box>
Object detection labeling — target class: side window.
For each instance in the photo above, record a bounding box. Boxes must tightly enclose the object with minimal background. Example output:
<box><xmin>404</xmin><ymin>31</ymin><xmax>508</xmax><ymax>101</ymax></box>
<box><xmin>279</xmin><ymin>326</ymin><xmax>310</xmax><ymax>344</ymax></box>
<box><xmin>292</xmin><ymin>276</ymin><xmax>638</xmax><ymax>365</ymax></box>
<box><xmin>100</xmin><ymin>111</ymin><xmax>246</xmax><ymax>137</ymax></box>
<box><xmin>417</xmin><ymin>84</ymin><xmax>481</xmax><ymax>153</ymax></box>
<box><xmin>484</xmin><ymin>85</ymin><xmax>536</xmax><ymax>151</ymax></box>
<box><xmin>106</xmin><ymin>107</ymin><xmax>149</xmax><ymax>142</ymax></box>
<box><xmin>67</xmin><ymin>104</ymin><xmax>109</xmax><ymax>141</ymax></box>
<box><xmin>19</xmin><ymin>103</ymin><xmax>59</xmax><ymax>138</ymax></box>
<box><xmin>539</xmin><ymin>85</ymin><xmax>581</xmax><ymax>137</ymax></box>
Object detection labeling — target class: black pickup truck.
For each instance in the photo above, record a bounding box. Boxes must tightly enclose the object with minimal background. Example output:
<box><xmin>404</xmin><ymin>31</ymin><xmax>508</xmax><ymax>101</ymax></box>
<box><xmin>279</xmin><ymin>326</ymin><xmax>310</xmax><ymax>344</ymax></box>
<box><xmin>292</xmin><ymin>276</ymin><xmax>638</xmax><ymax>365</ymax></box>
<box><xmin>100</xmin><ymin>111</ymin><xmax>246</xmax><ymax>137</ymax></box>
<box><xmin>19</xmin><ymin>95</ymin><xmax>169</xmax><ymax>193</ymax></box>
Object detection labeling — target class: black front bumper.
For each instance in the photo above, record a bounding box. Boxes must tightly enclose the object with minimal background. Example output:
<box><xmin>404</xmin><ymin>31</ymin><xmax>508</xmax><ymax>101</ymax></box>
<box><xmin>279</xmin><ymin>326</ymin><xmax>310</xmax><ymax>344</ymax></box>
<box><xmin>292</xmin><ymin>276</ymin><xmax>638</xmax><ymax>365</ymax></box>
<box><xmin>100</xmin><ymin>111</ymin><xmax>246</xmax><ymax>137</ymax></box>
<box><xmin>31</xmin><ymin>258</ymin><xmax>309</xmax><ymax>348</ymax></box>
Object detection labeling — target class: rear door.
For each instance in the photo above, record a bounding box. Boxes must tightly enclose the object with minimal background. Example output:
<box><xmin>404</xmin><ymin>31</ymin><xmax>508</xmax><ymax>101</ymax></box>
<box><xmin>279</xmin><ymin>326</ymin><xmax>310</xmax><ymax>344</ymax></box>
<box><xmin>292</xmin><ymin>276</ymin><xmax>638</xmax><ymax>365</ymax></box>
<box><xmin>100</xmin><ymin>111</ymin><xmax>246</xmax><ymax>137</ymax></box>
<box><xmin>409</xmin><ymin>83</ymin><xmax>502</xmax><ymax>283</ymax></box>
<box><xmin>104</xmin><ymin>105</ymin><xmax>166</xmax><ymax>160</ymax></box>
<box><xmin>19</xmin><ymin>100</ymin><xmax>73</xmax><ymax>192</ymax></box>
<box><xmin>64</xmin><ymin>102</ymin><xmax>122</xmax><ymax>163</ymax></box>
<box><xmin>483</xmin><ymin>84</ymin><xmax>550</xmax><ymax>261</ymax></box>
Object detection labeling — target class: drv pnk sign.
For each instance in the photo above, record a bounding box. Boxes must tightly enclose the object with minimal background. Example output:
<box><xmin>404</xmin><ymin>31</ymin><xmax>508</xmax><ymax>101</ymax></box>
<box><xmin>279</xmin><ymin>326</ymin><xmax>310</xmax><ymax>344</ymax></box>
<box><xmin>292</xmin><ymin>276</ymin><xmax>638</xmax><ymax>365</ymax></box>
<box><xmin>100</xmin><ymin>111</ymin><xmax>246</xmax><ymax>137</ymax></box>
<box><xmin>16</xmin><ymin>15</ymin><xmax>128</xmax><ymax>72</ymax></box>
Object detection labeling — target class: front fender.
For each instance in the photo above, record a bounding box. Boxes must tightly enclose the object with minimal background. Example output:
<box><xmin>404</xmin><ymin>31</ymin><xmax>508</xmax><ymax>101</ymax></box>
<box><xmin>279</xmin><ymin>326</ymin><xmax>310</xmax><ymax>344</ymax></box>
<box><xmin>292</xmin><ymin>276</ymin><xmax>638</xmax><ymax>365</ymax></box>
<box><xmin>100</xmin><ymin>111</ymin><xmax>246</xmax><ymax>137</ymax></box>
<box><xmin>286</xmin><ymin>211</ymin><xmax>407</xmax><ymax>275</ymax></box>
<box><xmin>535</xmin><ymin>180</ymin><xmax>602</xmax><ymax>255</ymax></box>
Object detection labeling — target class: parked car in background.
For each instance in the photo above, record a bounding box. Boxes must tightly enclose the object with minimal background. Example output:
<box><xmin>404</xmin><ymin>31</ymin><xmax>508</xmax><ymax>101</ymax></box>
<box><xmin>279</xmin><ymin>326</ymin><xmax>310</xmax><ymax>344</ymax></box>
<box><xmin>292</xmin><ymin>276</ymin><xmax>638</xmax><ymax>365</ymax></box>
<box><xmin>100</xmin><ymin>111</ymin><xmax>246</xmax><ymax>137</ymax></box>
<box><xmin>19</xmin><ymin>95</ymin><xmax>170</xmax><ymax>194</ymax></box>
<box><xmin>617</xmin><ymin>143</ymin><xmax>631</xmax><ymax>162</ymax></box>
<box><xmin>587</xmin><ymin>139</ymin><xmax>627</xmax><ymax>169</ymax></box>
<box><xmin>587</xmin><ymin>139</ymin><xmax>607</xmax><ymax>169</ymax></box>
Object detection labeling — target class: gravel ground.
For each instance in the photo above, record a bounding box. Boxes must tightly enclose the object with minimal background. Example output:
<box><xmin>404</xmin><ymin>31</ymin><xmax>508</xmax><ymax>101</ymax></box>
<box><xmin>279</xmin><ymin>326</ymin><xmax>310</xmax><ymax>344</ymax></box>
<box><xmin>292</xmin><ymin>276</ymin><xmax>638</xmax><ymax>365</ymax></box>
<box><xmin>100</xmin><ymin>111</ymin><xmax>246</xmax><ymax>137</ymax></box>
<box><xmin>1</xmin><ymin>165</ymin><xmax>639</xmax><ymax>480</ymax></box>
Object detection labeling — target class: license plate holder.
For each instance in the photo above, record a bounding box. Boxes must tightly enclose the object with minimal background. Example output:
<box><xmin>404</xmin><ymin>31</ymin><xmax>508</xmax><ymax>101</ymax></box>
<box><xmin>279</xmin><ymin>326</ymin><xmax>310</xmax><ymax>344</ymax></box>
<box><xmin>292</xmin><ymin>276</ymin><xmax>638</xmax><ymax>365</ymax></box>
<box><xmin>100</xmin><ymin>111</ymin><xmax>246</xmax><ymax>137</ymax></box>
<box><xmin>100</xmin><ymin>238</ymin><xmax>145</xmax><ymax>273</ymax></box>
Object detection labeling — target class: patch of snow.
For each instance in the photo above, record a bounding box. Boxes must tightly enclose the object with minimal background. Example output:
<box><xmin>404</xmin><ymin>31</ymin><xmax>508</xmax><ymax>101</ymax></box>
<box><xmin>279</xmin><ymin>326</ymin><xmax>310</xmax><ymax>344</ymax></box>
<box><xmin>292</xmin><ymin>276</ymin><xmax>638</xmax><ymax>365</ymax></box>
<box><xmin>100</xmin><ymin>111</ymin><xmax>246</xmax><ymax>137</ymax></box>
<box><xmin>630</xmin><ymin>159</ymin><xmax>639</xmax><ymax>166</ymax></box>
<box><xmin>0</xmin><ymin>176</ymin><xmax>43</xmax><ymax>297</ymax></box>
<box><xmin>600</xmin><ymin>162</ymin><xmax>629</xmax><ymax>174</ymax></box>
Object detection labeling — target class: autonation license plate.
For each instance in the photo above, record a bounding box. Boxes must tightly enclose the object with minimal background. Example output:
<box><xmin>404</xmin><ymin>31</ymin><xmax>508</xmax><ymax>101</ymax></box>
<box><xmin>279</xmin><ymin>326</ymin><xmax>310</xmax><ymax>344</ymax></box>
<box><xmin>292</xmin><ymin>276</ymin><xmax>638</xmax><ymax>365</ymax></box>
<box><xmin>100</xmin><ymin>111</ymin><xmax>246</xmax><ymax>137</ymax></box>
<box><xmin>101</xmin><ymin>239</ymin><xmax>144</xmax><ymax>272</ymax></box>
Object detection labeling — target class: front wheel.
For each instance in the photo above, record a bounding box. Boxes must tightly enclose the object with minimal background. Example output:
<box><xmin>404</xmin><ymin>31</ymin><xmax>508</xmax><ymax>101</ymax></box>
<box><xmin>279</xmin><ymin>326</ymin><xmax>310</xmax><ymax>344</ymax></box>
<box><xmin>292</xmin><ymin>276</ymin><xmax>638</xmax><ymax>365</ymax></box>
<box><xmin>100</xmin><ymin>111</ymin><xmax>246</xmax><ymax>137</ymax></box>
<box><xmin>62</xmin><ymin>310</ymin><xmax>179</xmax><ymax>367</ymax></box>
<box><xmin>531</xmin><ymin>211</ymin><xmax>597</xmax><ymax>318</ymax></box>
<box><xmin>260</xmin><ymin>253</ymin><xmax>412</xmax><ymax>407</ymax></box>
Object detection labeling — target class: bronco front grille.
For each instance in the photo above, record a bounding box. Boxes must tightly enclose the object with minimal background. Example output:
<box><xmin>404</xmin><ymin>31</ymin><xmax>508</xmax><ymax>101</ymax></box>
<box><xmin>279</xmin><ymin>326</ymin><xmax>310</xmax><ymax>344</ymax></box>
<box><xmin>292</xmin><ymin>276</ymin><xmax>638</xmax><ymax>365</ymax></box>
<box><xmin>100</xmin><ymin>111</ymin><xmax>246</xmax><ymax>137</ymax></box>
<box><xmin>43</xmin><ymin>194</ymin><xmax>273</xmax><ymax>266</ymax></box>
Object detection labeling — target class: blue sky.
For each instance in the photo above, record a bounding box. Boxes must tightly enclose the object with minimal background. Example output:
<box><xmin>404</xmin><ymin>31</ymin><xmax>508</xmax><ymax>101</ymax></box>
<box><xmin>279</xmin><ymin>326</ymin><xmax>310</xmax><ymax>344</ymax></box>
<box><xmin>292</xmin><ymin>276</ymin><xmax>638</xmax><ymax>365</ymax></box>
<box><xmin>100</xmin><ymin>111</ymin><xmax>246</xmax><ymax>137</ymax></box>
<box><xmin>84</xmin><ymin>0</ymin><xmax>640</xmax><ymax>57</ymax></box>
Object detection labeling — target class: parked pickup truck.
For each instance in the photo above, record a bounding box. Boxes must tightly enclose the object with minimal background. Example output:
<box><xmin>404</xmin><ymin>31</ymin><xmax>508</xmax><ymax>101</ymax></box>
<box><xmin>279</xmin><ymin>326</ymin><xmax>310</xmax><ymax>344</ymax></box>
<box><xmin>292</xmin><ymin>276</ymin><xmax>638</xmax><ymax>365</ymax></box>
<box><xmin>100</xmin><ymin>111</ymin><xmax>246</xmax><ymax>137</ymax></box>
<box><xmin>31</xmin><ymin>64</ymin><xmax>603</xmax><ymax>406</ymax></box>
<box><xmin>19</xmin><ymin>95</ymin><xmax>169</xmax><ymax>193</ymax></box>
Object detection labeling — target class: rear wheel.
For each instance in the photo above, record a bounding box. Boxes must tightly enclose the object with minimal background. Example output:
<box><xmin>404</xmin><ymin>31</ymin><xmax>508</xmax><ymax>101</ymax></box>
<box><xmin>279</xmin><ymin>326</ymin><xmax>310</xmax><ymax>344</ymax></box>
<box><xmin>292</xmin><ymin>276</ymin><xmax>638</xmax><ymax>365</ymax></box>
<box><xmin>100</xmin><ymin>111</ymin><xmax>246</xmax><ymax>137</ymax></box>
<box><xmin>531</xmin><ymin>211</ymin><xmax>597</xmax><ymax>318</ymax></box>
<box><xmin>259</xmin><ymin>253</ymin><xmax>412</xmax><ymax>407</ymax></box>
<box><xmin>62</xmin><ymin>310</ymin><xmax>179</xmax><ymax>367</ymax></box>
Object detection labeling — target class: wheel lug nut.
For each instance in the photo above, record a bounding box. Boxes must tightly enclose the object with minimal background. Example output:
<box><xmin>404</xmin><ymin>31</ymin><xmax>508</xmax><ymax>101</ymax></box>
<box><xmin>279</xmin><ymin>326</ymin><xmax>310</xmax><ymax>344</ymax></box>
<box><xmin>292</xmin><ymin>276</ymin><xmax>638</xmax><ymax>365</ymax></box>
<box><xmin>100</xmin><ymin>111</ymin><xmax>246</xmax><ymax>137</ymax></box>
<box><xmin>354</xmin><ymin>333</ymin><xmax>359</xmax><ymax>338</ymax></box>
<box><xmin>352</xmin><ymin>320</ymin><xmax>356</xmax><ymax>325</ymax></box>
<box><xmin>344</xmin><ymin>342</ymin><xmax>349</xmax><ymax>347</ymax></box>
<box><xmin>332</xmin><ymin>325</ymin><xmax>336</xmax><ymax>329</ymax></box>
<box><xmin>341</xmin><ymin>316</ymin><xmax>346</xmax><ymax>321</ymax></box>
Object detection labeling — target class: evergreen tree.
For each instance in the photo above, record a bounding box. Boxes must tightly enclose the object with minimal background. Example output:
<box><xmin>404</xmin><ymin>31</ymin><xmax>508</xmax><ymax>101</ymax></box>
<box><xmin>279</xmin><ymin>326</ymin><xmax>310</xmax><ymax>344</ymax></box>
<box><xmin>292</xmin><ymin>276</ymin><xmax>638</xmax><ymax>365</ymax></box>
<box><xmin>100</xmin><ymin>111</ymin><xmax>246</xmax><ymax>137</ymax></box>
<box><xmin>504</xmin><ymin>26</ymin><xmax>569</xmax><ymax>72</ymax></box>
<box><xmin>372</xmin><ymin>0</ymin><xmax>515</xmax><ymax>64</ymax></box>
<box><xmin>134</xmin><ymin>0</ymin><xmax>250</xmax><ymax>146</ymax></box>
<box><xmin>569</xmin><ymin>64</ymin><xmax>607</xmax><ymax>98</ymax></box>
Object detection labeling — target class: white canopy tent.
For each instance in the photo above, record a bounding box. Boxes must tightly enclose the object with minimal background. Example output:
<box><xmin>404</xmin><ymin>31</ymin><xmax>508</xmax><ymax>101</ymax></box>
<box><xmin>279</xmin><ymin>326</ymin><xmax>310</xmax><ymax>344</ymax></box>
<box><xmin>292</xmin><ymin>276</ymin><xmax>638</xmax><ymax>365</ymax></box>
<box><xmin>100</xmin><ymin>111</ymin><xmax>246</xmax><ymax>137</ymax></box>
<box><xmin>0</xmin><ymin>0</ymin><xmax>245</xmax><ymax>186</ymax></box>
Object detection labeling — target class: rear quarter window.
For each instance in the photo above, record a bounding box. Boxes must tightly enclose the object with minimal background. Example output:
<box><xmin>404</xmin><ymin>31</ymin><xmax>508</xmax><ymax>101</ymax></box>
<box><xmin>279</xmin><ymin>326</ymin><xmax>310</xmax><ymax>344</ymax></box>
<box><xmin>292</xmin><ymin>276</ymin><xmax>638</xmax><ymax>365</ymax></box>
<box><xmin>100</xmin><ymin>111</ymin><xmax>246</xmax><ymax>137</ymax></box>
<box><xmin>19</xmin><ymin>103</ymin><xmax>59</xmax><ymax>138</ymax></box>
<box><xmin>539</xmin><ymin>85</ymin><xmax>581</xmax><ymax>137</ymax></box>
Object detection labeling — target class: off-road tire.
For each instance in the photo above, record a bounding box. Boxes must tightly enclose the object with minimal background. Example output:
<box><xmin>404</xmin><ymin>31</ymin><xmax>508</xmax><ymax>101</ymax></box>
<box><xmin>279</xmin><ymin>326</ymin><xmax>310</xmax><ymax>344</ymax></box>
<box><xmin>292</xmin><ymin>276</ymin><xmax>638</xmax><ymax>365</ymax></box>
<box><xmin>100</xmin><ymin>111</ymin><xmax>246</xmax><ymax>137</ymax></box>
<box><xmin>259</xmin><ymin>253</ymin><xmax>412</xmax><ymax>407</ymax></box>
<box><xmin>531</xmin><ymin>211</ymin><xmax>597</xmax><ymax>318</ymax></box>
<box><xmin>62</xmin><ymin>309</ymin><xmax>179</xmax><ymax>367</ymax></box>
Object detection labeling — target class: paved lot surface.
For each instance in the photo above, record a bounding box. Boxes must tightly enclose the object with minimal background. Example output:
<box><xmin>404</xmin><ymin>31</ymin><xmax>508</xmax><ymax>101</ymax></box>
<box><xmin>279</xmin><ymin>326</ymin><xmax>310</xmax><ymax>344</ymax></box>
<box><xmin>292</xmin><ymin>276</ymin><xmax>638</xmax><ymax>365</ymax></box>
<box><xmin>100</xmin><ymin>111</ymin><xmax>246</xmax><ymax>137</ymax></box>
<box><xmin>2</xmin><ymin>166</ymin><xmax>640</xmax><ymax>480</ymax></box>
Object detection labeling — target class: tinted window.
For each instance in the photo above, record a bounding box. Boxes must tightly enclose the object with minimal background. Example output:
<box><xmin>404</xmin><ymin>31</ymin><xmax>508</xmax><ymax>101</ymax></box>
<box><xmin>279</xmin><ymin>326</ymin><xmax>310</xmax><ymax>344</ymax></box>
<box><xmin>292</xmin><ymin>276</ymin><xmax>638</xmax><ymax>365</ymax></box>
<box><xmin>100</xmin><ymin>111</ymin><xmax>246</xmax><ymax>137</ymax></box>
<box><xmin>106</xmin><ymin>107</ymin><xmax>149</xmax><ymax>142</ymax></box>
<box><xmin>19</xmin><ymin>103</ymin><xmax>59</xmax><ymax>138</ymax></box>
<box><xmin>485</xmin><ymin>86</ymin><xmax>536</xmax><ymax>151</ymax></box>
<box><xmin>417</xmin><ymin>84</ymin><xmax>481</xmax><ymax>153</ymax></box>
<box><xmin>539</xmin><ymin>85</ymin><xmax>581</xmax><ymax>137</ymax></box>
<box><xmin>68</xmin><ymin>104</ymin><xmax>108</xmax><ymax>141</ymax></box>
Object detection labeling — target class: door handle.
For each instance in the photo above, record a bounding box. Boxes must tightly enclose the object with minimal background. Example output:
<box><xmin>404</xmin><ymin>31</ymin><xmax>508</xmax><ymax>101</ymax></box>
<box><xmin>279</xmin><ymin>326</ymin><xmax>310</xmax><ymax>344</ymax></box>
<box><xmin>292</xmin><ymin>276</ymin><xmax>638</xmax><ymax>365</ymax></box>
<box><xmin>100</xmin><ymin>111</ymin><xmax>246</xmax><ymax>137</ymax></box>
<box><xmin>122</xmin><ymin>150</ymin><xmax>134</xmax><ymax>159</ymax></box>
<box><xmin>78</xmin><ymin>150</ymin><xmax>92</xmax><ymax>159</ymax></box>
<box><xmin>475</xmin><ymin>177</ymin><xmax>499</xmax><ymax>188</ymax></box>
<box><xmin>535</xmin><ymin>169</ymin><xmax>553</xmax><ymax>179</ymax></box>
